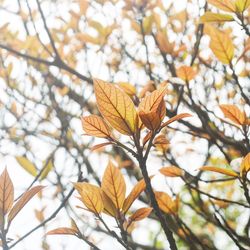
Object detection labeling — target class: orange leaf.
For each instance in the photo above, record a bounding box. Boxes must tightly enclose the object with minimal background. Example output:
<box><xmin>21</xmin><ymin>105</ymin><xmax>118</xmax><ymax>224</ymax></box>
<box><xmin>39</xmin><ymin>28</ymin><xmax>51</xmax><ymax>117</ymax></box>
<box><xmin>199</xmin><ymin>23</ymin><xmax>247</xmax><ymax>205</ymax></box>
<box><xmin>101</xmin><ymin>190</ymin><xmax>117</xmax><ymax>217</ymax></box>
<box><xmin>156</xmin><ymin>31</ymin><xmax>174</xmax><ymax>54</ymax></box>
<box><xmin>161</xmin><ymin>113</ymin><xmax>192</xmax><ymax>128</ymax></box>
<box><xmin>176</xmin><ymin>66</ymin><xmax>196</xmax><ymax>82</ymax></box>
<box><xmin>207</xmin><ymin>0</ymin><xmax>236</xmax><ymax>12</ymax></box>
<box><xmin>138</xmin><ymin>88</ymin><xmax>167</xmax><ymax>130</ymax></box>
<box><xmin>123</xmin><ymin>179</ymin><xmax>146</xmax><ymax>213</ymax></box>
<box><xmin>74</xmin><ymin>182</ymin><xmax>103</xmax><ymax>214</ymax></box>
<box><xmin>240</xmin><ymin>153</ymin><xmax>250</xmax><ymax>175</ymax></box>
<box><xmin>94</xmin><ymin>79</ymin><xmax>137</xmax><ymax>135</ymax></box>
<box><xmin>159</xmin><ymin>166</ymin><xmax>184</xmax><ymax>177</ymax></box>
<box><xmin>101</xmin><ymin>161</ymin><xmax>126</xmax><ymax>210</ymax></box>
<box><xmin>91</xmin><ymin>142</ymin><xmax>114</xmax><ymax>152</ymax></box>
<box><xmin>199</xmin><ymin>166</ymin><xmax>238</xmax><ymax>177</ymax></box>
<box><xmin>8</xmin><ymin>185</ymin><xmax>44</xmax><ymax>224</ymax></box>
<box><xmin>129</xmin><ymin>207</ymin><xmax>153</xmax><ymax>222</ymax></box>
<box><xmin>155</xmin><ymin>191</ymin><xmax>178</xmax><ymax>214</ymax></box>
<box><xmin>153</xmin><ymin>134</ymin><xmax>170</xmax><ymax>153</ymax></box>
<box><xmin>46</xmin><ymin>227</ymin><xmax>78</xmax><ymax>236</ymax></box>
<box><xmin>81</xmin><ymin>115</ymin><xmax>112</xmax><ymax>138</ymax></box>
<box><xmin>0</xmin><ymin>169</ymin><xmax>14</xmax><ymax>218</ymax></box>
<box><xmin>139</xmin><ymin>109</ymin><xmax>162</xmax><ymax>130</ymax></box>
<box><xmin>220</xmin><ymin>104</ymin><xmax>246</xmax><ymax>125</ymax></box>
<box><xmin>143</xmin><ymin>131</ymin><xmax>153</xmax><ymax>146</ymax></box>
<box><xmin>153</xmin><ymin>134</ymin><xmax>169</xmax><ymax>145</ymax></box>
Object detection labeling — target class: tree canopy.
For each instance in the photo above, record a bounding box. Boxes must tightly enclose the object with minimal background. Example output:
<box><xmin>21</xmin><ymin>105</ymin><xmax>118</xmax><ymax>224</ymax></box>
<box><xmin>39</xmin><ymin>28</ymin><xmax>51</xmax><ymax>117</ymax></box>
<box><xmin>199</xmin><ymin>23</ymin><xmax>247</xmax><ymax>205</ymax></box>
<box><xmin>0</xmin><ymin>0</ymin><xmax>249</xmax><ymax>249</ymax></box>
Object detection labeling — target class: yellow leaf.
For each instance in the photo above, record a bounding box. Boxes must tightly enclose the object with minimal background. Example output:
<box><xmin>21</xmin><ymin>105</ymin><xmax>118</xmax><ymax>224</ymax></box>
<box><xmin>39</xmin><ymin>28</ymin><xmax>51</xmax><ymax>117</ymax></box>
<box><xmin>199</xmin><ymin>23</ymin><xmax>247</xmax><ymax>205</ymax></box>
<box><xmin>0</xmin><ymin>169</ymin><xmax>14</xmax><ymax>218</ymax></box>
<box><xmin>46</xmin><ymin>227</ymin><xmax>78</xmax><ymax>236</ymax></box>
<box><xmin>89</xmin><ymin>20</ymin><xmax>105</xmax><ymax>36</ymax></box>
<box><xmin>240</xmin><ymin>152</ymin><xmax>250</xmax><ymax>175</ymax></box>
<box><xmin>199</xmin><ymin>166</ymin><xmax>238</xmax><ymax>177</ymax></box>
<box><xmin>40</xmin><ymin>160</ymin><xmax>53</xmax><ymax>180</ymax></box>
<box><xmin>81</xmin><ymin>115</ymin><xmax>112</xmax><ymax>138</ymax></box>
<box><xmin>16</xmin><ymin>156</ymin><xmax>37</xmax><ymax>177</ymax></box>
<box><xmin>234</xmin><ymin>0</ymin><xmax>250</xmax><ymax>11</ymax></box>
<box><xmin>74</xmin><ymin>182</ymin><xmax>103</xmax><ymax>214</ymax></box>
<box><xmin>8</xmin><ymin>185</ymin><xmax>44</xmax><ymax>224</ymax></box>
<box><xmin>200</xmin><ymin>12</ymin><xmax>234</xmax><ymax>23</ymax></box>
<box><xmin>155</xmin><ymin>191</ymin><xmax>178</xmax><ymax>214</ymax></box>
<box><xmin>76</xmin><ymin>33</ymin><xmax>99</xmax><ymax>45</ymax></box>
<box><xmin>138</xmin><ymin>88</ymin><xmax>167</xmax><ymax>130</ymax></box>
<box><xmin>117</xmin><ymin>82</ymin><xmax>136</xmax><ymax>97</ymax></box>
<box><xmin>101</xmin><ymin>161</ymin><xmax>126</xmax><ymax>210</ymax></box>
<box><xmin>143</xmin><ymin>15</ymin><xmax>154</xmax><ymax>35</ymax></box>
<box><xmin>220</xmin><ymin>104</ymin><xmax>246</xmax><ymax>125</ymax></box>
<box><xmin>207</xmin><ymin>26</ymin><xmax>234</xmax><ymax>64</ymax></box>
<box><xmin>159</xmin><ymin>166</ymin><xmax>184</xmax><ymax>177</ymax></box>
<box><xmin>129</xmin><ymin>207</ymin><xmax>153</xmax><ymax>222</ymax></box>
<box><xmin>94</xmin><ymin>79</ymin><xmax>137</xmax><ymax>135</ymax></box>
<box><xmin>207</xmin><ymin>0</ymin><xmax>236</xmax><ymax>12</ymax></box>
<box><xmin>123</xmin><ymin>179</ymin><xmax>146</xmax><ymax>213</ymax></box>
<box><xmin>161</xmin><ymin>113</ymin><xmax>192</xmax><ymax>128</ymax></box>
<box><xmin>176</xmin><ymin>66</ymin><xmax>196</xmax><ymax>82</ymax></box>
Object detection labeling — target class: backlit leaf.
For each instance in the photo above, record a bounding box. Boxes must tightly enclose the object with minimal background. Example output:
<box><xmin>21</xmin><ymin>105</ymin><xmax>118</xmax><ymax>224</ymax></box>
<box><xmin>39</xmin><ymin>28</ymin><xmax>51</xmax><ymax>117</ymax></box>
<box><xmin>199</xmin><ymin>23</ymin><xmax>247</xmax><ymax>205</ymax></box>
<box><xmin>117</xmin><ymin>82</ymin><xmax>136</xmax><ymax>97</ymax></box>
<box><xmin>155</xmin><ymin>191</ymin><xmax>178</xmax><ymax>214</ymax></box>
<box><xmin>207</xmin><ymin>26</ymin><xmax>234</xmax><ymax>64</ymax></box>
<box><xmin>207</xmin><ymin>0</ymin><xmax>236</xmax><ymax>12</ymax></box>
<box><xmin>240</xmin><ymin>153</ymin><xmax>250</xmax><ymax>175</ymax></box>
<box><xmin>46</xmin><ymin>227</ymin><xmax>78</xmax><ymax>236</ymax></box>
<box><xmin>159</xmin><ymin>166</ymin><xmax>184</xmax><ymax>177</ymax></box>
<box><xmin>220</xmin><ymin>104</ymin><xmax>246</xmax><ymax>125</ymax></box>
<box><xmin>16</xmin><ymin>156</ymin><xmax>37</xmax><ymax>177</ymax></box>
<box><xmin>138</xmin><ymin>88</ymin><xmax>167</xmax><ymax>130</ymax></box>
<box><xmin>81</xmin><ymin>115</ymin><xmax>112</xmax><ymax>138</ymax></box>
<box><xmin>161</xmin><ymin>113</ymin><xmax>192</xmax><ymax>129</ymax></box>
<box><xmin>40</xmin><ymin>160</ymin><xmax>53</xmax><ymax>180</ymax></box>
<box><xmin>139</xmin><ymin>108</ymin><xmax>162</xmax><ymax>130</ymax></box>
<box><xmin>0</xmin><ymin>169</ymin><xmax>14</xmax><ymax>217</ymax></box>
<box><xmin>156</xmin><ymin>31</ymin><xmax>174</xmax><ymax>54</ymax></box>
<box><xmin>129</xmin><ymin>207</ymin><xmax>153</xmax><ymax>222</ymax></box>
<box><xmin>94</xmin><ymin>79</ymin><xmax>137</xmax><ymax>135</ymax></box>
<box><xmin>101</xmin><ymin>190</ymin><xmax>117</xmax><ymax>217</ymax></box>
<box><xmin>143</xmin><ymin>15</ymin><xmax>154</xmax><ymax>35</ymax></box>
<box><xmin>91</xmin><ymin>142</ymin><xmax>114</xmax><ymax>152</ymax></box>
<box><xmin>176</xmin><ymin>66</ymin><xmax>196</xmax><ymax>82</ymax></box>
<box><xmin>101</xmin><ymin>161</ymin><xmax>126</xmax><ymax>210</ymax></box>
<box><xmin>8</xmin><ymin>185</ymin><xmax>44</xmax><ymax>223</ymax></box>
<box><xmin>234</xmin><ymin>0</ymin><xmax>250</xmax><ymax>11</ymax></box>
<box><xmin>200</xmin><ymin>12</ymin><xmax>234</xmax><ymax>23</ymax></box>
<box><xmin>200</xmin><ymin>166</ymin><xmax>238</xmax><ymax>177</ymax></box>
<box><xmin>74</xmin><ymin>182</ymin><xmax>103</xmax><ymax>214</ymax></box>
<box><xmin>123</xmin><ymin>179</ymin><xmax>146</xmax><ymax>213</ymax></box>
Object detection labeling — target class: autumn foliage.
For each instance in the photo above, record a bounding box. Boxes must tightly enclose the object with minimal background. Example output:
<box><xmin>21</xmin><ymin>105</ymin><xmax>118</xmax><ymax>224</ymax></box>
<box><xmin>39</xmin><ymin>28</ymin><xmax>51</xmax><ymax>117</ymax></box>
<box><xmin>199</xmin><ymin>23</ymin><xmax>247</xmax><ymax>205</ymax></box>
<box><xmin>0</xmin><ymin>0</ymin><xmax>250</xmax><ymax>250</ymax></box>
